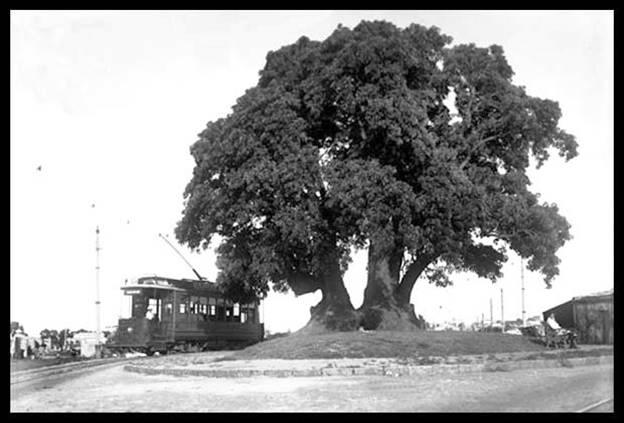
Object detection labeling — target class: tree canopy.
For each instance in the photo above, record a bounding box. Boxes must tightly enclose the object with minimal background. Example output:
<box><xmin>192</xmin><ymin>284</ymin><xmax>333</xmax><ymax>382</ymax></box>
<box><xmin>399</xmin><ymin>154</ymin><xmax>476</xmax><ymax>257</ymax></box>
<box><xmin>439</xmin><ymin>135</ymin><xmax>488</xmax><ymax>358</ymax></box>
<box><xmin>176</xmin><ymin>20</ymin><xmax>577</xmax><ymax>330</ymax></box>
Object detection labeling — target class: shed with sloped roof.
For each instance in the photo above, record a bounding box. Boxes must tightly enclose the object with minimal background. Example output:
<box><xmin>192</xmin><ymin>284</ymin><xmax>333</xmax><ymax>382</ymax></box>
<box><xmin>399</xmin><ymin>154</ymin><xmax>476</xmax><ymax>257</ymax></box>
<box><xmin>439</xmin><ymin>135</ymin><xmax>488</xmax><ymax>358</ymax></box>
<box><xmin>543</xmin><ymin>289</ymin><xmax>613</xmax><ymax>344</ymax></box>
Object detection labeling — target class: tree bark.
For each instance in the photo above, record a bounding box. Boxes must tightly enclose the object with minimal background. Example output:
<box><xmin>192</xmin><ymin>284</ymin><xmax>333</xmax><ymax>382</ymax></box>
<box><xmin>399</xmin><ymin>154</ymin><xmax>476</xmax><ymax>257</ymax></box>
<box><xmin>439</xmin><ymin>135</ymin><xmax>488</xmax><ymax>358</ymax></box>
<box><xmin>298</xmin><ymin>258</ymin><xmax>359</xmax><ymax>334</ymax></box>
<box><xmin>360</xmin><ymin>242</ymin><xmax>403</xmax><ymax>310</ymax></box>
<box><xmin>358</xmin><ymin>242</ymin><xmax>438</xmax><ymax>331</ymax></box>
<box><xmin>358</xmin><ymin>243</ymin><xmax>416</xmax><ymax>330</ymax></box>
<box><xmin>395</xmin><ymin>253</ymin><xmax>437</xmax><ymax>306</ymax></box>
<box><xmin>295</xmin><ymin>240</ymin><xmax>438</xmax><ymax>333</ymax></box>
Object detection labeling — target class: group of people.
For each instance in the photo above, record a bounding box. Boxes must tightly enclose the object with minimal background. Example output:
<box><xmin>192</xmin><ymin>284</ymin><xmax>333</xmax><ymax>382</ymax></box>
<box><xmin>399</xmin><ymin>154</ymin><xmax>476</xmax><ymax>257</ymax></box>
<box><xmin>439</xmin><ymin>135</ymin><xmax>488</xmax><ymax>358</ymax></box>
<box><xmin>545</xmin><ymin>312</ymin><xmax>577</xmax><ymax>348</ymax></box>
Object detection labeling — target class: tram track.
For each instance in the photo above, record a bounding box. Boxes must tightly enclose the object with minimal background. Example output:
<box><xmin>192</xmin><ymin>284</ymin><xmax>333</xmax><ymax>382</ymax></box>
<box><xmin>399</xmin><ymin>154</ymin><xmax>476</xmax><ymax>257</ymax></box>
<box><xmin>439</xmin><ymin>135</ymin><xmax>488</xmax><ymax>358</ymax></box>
<box><xmin>10</xmin><ymin>356</ymin><xmax>150</xmax><ymax>386</ymax></box>
<box><xmin>576</xmin><ymin>397</ymin><xmax>613</xmax><ymax>413</ymax></box>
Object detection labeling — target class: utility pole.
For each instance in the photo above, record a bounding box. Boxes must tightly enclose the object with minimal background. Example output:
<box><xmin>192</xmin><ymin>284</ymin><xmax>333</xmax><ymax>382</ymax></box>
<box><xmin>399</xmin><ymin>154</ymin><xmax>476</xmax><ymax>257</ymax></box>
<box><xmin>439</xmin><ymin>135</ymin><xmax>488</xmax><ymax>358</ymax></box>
<box><xmin>95</xmin><ymin>226</ymin><xmax>102</xmax><ymax>358</ymax></box>
<box><xmin>521</xmin><ymin>258</ymin><xmax>526</xmax><ymax>326</ymax></box>
<box><xmin>500</xmin><ymin>288</ymin><xmax>505</xmax><ymax>332</ymax></box>
<box><xmin>489</xmin><ymin>297</ymin><xmax>493</xmax><ymax>327</ymax></box>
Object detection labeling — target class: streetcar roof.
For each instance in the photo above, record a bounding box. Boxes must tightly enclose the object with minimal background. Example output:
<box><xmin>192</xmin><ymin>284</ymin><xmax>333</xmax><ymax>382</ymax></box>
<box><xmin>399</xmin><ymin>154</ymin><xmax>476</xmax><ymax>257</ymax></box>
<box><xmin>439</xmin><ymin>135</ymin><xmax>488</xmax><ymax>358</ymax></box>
<box><xmin>121</xmin><ymin>275</ymin><xmax>218</xmax><ymax>294</ymax></box>
<box><xmin>120</xmin><ymin>284</ymin><xmax>186</xmax><ymax>292</ymax></box>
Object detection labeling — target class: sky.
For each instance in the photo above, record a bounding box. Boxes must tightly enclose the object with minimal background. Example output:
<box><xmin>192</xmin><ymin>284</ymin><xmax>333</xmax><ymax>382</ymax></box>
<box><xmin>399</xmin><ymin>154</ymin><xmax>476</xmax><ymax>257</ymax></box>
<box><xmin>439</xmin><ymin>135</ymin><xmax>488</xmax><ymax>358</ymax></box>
<box><xmin>10</xmin><ymin>10</ymin><xmax>613</xmax><ymax>336</ymax></box>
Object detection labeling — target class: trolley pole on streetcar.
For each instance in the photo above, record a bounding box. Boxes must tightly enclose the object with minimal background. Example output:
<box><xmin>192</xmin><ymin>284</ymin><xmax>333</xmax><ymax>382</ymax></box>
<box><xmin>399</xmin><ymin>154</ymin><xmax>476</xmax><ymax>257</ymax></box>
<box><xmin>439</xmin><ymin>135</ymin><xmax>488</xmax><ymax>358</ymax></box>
<box><xmin>95</xmin><ymin>226</ymin><xmax>102</xmax><ymax>358</ymax></box>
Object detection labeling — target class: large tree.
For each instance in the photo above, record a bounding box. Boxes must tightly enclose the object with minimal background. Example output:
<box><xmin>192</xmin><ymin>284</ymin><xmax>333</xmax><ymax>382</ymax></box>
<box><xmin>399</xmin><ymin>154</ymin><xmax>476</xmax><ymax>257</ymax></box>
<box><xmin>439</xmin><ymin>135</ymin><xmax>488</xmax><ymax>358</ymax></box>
<box><xmin>176</xmin><ymin>21</ymin><xmax>577</xmax><ymax>332</ymax></box>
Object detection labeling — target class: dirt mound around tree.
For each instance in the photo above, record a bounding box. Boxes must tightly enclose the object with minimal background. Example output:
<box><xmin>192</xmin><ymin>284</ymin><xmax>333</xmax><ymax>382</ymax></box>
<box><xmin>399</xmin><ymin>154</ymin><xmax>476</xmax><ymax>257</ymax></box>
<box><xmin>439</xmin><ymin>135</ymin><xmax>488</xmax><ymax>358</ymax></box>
<box><xmin>225</xmin><ymin>330</ymin><xmax>546</xmax><ymax>360</ymax></box>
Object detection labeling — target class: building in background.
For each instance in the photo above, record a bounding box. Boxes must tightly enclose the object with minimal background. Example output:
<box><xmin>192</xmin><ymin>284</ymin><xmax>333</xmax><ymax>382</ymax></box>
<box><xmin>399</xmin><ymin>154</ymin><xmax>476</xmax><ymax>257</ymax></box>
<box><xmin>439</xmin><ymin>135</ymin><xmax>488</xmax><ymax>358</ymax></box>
<box><xmin>543</xmin><ymin>289</ymin><xmax>613</xmax><ymax>344</ymax></box>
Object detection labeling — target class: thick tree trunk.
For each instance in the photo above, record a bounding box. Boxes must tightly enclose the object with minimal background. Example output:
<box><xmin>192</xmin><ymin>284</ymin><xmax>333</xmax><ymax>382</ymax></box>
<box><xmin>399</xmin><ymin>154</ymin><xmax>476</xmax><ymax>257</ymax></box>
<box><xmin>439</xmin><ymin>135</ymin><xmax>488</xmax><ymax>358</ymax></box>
<box><xmin>358</xmin><ymin>243</ymin><xmax>435</xmax><ymax>331</ymax></box>
<box><xmin>361</xmin><ymin>243</ymin><xmax>403</xmax><ymax>309</ymax></box>
<box><xmin>298</xmin><ymin>259</ymin><xmax>359</xmax><ymax>334</ymax></box>
<box><xmin>395</xmin><ymin>253</ymin><xmax>436</xmax><ymax>307</ymax></box>
<box><xmin>294</xmin><ymin>240</ymin><xmax>437</xmax><ymax>333</ymax></box>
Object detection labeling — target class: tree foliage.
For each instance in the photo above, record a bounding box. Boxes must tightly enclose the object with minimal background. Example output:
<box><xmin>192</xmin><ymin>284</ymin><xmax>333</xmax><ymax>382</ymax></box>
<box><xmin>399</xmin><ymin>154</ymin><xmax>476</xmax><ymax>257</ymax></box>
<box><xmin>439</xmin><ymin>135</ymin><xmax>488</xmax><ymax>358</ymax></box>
<box><xmin>176</xmin><ymin>20</ymin><xmax>577</xmax><ymax>317</ymax></box>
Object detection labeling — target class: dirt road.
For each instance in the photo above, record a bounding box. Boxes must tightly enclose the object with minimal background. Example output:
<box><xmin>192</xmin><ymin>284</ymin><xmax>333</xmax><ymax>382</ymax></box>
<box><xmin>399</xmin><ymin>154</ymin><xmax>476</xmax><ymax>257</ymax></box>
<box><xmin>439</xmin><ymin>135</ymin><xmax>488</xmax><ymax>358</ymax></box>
<box><xmin>11</xmin><ymin>362</ymin><xmax>613</xmax><ymax>412</ymax></box>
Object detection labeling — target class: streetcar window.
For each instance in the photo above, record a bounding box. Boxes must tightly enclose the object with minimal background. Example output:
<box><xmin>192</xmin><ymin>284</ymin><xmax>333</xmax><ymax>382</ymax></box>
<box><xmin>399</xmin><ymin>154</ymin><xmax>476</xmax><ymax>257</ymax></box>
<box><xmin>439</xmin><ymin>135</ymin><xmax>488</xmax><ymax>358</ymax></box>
<box><xmin>225</xmin><ymin>306</ymin><xmax>238</xmax><ymax>322</ymax></box>
<box><xmin>148</xmin><ymin>298</ymin><xmax>158</xmax><ymax>312</ymax></box>
<box><xmin>207</xmin><ymin>298</ymin><xmax>215</xmax><ymax>318</ymax></box>
<box><xmin>146</xmin><ymin>298</ymin><xmax>160</xmax><ymax>320</ymax></box>
<box><xmin>199</xmin><ymin>297</ymin><xmax>208</xmax><ymax>314</ymax></box>
<box><xmin>165</xmin><ymin>302</ymin><xmax>173</xmax><ymax>315</ymax></box>
<box><xmin>241</xmin><ymin>305</ymin><xmax>249</xmax><ymax>323</ymax></box>
<box><xmin>233</xmin><ymin>303</ymin><xmax>240</xmax><ymax>317</ymax></box>
<box><xmin>120</xmin><ymin>295</ymin><xmax>133</xmax><ymax>319</ymax></box>
<box><xmin>131</xmin><ymin>296</ymin><xmax>147</xmax><ymax>318</ymax></box>
<box><xmin>178</xmin><ymin>296</ymin><xmax>189</xmax><ymax>315</ymax></box>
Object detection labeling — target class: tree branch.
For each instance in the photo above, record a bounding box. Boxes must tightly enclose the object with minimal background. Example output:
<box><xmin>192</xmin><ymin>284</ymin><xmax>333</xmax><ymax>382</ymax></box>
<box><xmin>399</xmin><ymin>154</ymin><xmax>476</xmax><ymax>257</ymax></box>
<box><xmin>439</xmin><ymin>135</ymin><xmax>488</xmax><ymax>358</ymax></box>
<box><xmin>459</xmin><ymin>133</ymin><xmax>507</xmax><ymax>170</ymax></box>
<box><xmin>396</xmin><ymin>252</ymin><xmax>438</xmax><ymax>304</ymax></box>
<box><xmin>463</xmin><ymin>85</ymin><xmax>475</xmax><ymax>131</ymax></box>
<box><xmin>479</xmin><ymin>226</ymin><xmax>535</xmax><ymax>242</ymax></box>
<box><xmin>287</xmin><ymin>271</ymin><xmax>322</xmax><ymax>296</ymax></box>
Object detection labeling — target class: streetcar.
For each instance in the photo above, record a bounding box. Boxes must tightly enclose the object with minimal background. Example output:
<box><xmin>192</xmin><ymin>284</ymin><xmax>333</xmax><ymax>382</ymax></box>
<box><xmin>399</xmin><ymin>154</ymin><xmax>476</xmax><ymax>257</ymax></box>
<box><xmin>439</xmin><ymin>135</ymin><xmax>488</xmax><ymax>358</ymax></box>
<box><xmin>107</xmin><ymin>275</ymin><xmax>264</xmax><ymax>355</ymax></box>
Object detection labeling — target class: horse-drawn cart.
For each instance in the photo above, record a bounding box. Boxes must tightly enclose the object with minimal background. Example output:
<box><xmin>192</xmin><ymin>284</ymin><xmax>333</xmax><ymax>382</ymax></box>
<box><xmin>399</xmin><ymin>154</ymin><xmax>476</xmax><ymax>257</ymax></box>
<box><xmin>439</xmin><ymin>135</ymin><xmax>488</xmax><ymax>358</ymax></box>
<box><xmin>544</xmin><ymin>324</ymin><xmax>578</xmax><ymax>349</ymax></box>
<box><xmin>520</xmin><ymin>323</ymin><xmax>578</xmax><ymax>349</ymax></box>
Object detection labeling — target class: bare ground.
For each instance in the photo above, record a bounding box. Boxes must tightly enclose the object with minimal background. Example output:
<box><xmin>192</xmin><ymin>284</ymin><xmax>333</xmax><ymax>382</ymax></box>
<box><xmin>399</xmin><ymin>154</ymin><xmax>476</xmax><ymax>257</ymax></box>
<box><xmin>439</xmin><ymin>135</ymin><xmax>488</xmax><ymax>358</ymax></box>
<box><xmin>10</xmin><ymin>362</ymin><xmax>613</xmax><ymax>412</ymax></box>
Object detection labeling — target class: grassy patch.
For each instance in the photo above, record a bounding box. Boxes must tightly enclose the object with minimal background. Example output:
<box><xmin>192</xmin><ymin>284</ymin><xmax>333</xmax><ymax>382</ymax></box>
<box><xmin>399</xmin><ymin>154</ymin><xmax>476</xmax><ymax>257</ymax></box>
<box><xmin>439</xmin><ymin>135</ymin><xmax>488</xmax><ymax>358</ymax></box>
<box><xmin>225</xmin><ymin>330</ymin><xmax>546</xmax><ymax>360</ymax></box>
